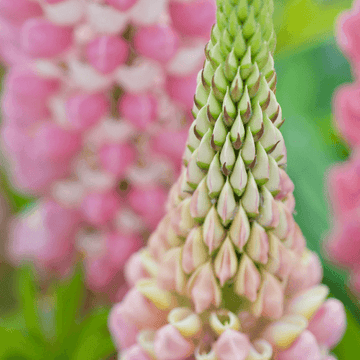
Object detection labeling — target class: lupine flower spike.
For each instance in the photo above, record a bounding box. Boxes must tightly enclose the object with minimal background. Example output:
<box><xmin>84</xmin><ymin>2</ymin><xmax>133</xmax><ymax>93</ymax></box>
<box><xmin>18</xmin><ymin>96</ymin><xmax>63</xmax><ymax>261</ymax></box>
<box><xmin>0</xmin><ymin>0</ymin><xmax>216</xmax><ymax>298</ymax></box>
<box><xmin>109</xmin><ymin>0</ymin><xmax>346</xmax><ymax>358</ymax></box>
<box><xmin>325</xmin><ymin>0</ymin><xmax>360</xmax><ymax>297</ymax></box>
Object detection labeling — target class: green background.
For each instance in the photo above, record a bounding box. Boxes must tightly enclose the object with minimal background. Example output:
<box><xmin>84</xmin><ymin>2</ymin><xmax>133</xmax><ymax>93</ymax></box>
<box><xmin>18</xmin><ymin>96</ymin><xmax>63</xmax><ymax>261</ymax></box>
<box><xmin>1</xmin><ymin>0</ymin><xmax>360</xmax><ymax>358</ymax></box>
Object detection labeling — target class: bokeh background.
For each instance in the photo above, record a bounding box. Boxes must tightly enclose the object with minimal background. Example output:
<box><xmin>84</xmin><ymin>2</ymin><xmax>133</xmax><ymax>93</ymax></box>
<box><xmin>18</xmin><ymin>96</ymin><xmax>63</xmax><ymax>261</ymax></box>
<box><xmin>1</xmin><ymin>0</ymin><xmax>360</xmax><ymax>359</ymax></box>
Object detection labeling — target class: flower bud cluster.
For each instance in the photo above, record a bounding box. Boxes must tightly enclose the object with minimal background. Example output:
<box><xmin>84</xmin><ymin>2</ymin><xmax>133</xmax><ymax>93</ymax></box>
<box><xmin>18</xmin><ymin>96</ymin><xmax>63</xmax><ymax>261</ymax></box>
<box><xmin>109</xmin><ymin>0</ymin><xmax>346</xmax><ymax>357</ymax></box>
<box><xmin>0</xmin><ymin>0</ymin><xmax>216</xmax><ymax>297</ymax></box>
<box><xmin>325</xmin><ymin>0</ymin><xmax>360</xmax><ymax>297</ymax></box>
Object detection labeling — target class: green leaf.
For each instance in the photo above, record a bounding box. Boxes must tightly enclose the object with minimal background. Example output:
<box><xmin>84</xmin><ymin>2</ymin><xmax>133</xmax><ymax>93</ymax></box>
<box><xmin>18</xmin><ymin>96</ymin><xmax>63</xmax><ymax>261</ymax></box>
<box><xmin>0</xmin><ymin>316</ymin><xmax>46</xmax><ymax>359</ymax></box>
<box><xmin>275</xmin><ymin>0</ymin><xmax>353</xmax><ymax>57</ymax></box>
<box><xmin>333</xmin><ymin>309</ymin><xmax>360</xmax><ymax>359</ymax></box>
<box><xmin>71</xmin><ymin>308</ymin><xmax>116</xmax><ymax>360</ymax></box>
<box><xmin>54</xmin><ymin>265</ymin><xmax>86</xmax><ymax>345</ymax></box>
<box><xmin>16</xmin><ymin>266</ymin><xmax>43</xmax><ymax>341</ymax></box>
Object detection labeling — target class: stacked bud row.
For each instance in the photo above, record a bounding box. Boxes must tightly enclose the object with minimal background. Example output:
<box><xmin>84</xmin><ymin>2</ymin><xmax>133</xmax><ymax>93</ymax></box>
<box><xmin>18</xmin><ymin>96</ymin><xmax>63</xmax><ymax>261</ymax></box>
<box><xmin>325</xmin><ymin>0</ymin><xmax>360</xmax><ymax>297</ymax></box>
<box><xmin>0</xmin><ymin>0</ymin><xmax>216</xmax><ymax>297</ymax></box>
<box><xmin>109</xmin><ymin>0</ymin><xmax>346</xmax><ymax>358</ymax></box>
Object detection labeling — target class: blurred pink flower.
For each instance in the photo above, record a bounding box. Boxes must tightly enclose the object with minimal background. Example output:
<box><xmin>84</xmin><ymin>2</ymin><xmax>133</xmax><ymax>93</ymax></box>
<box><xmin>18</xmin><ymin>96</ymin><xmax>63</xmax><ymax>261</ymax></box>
<box><xmin>326</xmin><ymin>0</ymin><xmax>360</xmax><ymax>297</ymax></box>
<box><xmin>0</xmin><ymin>0</ymin><xmax>216</xmax><ymax>297</ymax></box>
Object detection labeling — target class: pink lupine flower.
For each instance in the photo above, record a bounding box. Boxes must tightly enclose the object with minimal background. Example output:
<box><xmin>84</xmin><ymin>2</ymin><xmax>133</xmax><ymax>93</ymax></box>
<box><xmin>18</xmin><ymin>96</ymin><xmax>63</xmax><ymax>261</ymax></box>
<box><xmin>337</xmin><ymin>2</ymin><xmax>360</xmax><ymax>70</ymax></box>
<box><xmin>0</xmin><ymin>0</ymin><xmax>216</xmax><ymax>296</ymax></box>
<box><xmin>333</xmin><ymin>84</ymin><xmax>360</xmax><ymax>148</ymax></box>
<box><xmin>8</xmin><ymin>200</ymin><xmax>80</xmax><ymax>274</ymax></box>
<box><xmin>326</xmin><ymin>0</ymin><xmax>360</xmax><ymax>297</ymax></box>
<box><xmin>109</xmin><ymin>1</ymin><xmax>345</xmax><ymax>358</ymax></box>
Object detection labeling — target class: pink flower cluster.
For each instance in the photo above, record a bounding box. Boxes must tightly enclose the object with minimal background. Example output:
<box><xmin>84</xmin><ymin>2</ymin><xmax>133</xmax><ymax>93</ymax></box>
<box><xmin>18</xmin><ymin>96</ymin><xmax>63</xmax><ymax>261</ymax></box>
<box><xmin>0</xmin><ymin>0</ymin><xmax>216</xmax><ymax>298</ymax></box>
<box><xmin>326</xmin><ymin>0</ymin><xmax>360</xmax><ymax>295</ymax></box>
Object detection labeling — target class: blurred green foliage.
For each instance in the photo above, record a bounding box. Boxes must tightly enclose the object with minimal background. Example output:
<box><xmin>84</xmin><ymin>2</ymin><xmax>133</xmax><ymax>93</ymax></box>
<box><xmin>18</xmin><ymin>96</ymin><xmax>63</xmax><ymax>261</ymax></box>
<box><xmin>1</xmin><ymin>0</ymin><xmax>360</xmax><ymax>358</ymax></box>
<box><xmin>0</xmin><ymin>267</ymin><xmax>116</xmax><ymax>360</ymax></box>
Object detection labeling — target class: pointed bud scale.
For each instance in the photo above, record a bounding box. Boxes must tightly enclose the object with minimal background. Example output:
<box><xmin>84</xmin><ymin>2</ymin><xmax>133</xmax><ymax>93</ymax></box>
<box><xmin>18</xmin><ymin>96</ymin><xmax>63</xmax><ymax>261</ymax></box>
<box><xmin>154</xmin><ymin>325</ymin><xmax>195</xmax><ymax>360</ymax></box>
<box><xmin>242</xmin><ymin>172</ymin><xmax>260</xmax><ymax>217</ymax></box>
<box><xmin>257</xmin><ymin>187</ymin><xmax>278</xmax><ymax>228</ymax></box>
<box><xmin>209</xmin><ymin>42</ymin><xmax>224</xmax><ymax>68</ymax></box>
<box><xmin>248</xmin><ymin>102</ymin><xmax>264</xmax><ymax>138</ymax></box>
<box><xmin>237</xmin><ymin>0</ymin><xmax>248</xmax><ymax>21</ymax></box>
<box><xmin>273</xmin><ymin>106</ymin><xmax>283</xmax><ymax>128</ymax></box>
<box><xmin>195</xmin><ymin>81</ymin><xmax>210</xmax><ymax>110</ymax></box>
<box><xmin>240</xmin><ymin>46</ymin><xmax>253</xmax><ymax>80</ymax></box>
<box><xmin>239</xmin><ymin>86</ymin><xmax>251</xmax><ymax>122</ymax></box>
<box><xmin>217</xmin><ymin>179</ymin><xmax>236</xmax><ymax>226</ymax></box>
<box><xmin>265</xmin><ymin>156</ymin><xmax>281</xmax><ymax>195</ymax></box>
<box><xmin>183</xmin><ymin>147</ymin><xmax>192</xmax><ymax>167</ymax></box>
<box><xmin>252</xmin><ymin>142</ymin><xmax>270</xmax><ymax>185</ymax></box>
<box><xmin>172</xmin><ymin>198</ymin><xmax>196</xmax><ymax>238</ymax></box>
<box><xmin>220</xmin><ymin>133</ymin><xmax>236</xmax><ymax>174</ymax></box>
<box><xmin>195</xmin><ymin>106</ymin><xmax>212</xmax><ymax>138</ymax></box>
<box><xmin>246</xmin><ymin>221</ymin><xmax>269</xmax><ymax>265</ymax></box>
<box><xmin>225</xmin><ymin>48</ymin><xmax>239</xmax><ymax>81</ymax></box>
<box><xmin>260</xmin><ymin>114</ymin><xmax>277</xmax><ymax>152</ymax></box>
<box><xmin>229</xmin><ymin>205</ymin><xmax>250</xmax><ymax>251</ymax></box>
<box><xmin>213</xmin><ymin>114</ymin><xmax>227</xmax><ymax>148</ymax></box>
<box><xmin>210</xmin><ymin>309</ymin><xmax>241</xmax><ymax>335</ymax></box>
<box><xmin>270</xmin><ymin>128</ymin><xmax>286</xmax><ymax>163</ymax></box>
<box><xmin>241</xmin><ymin>127</ymin><xmax>256</xmax><ymax>166</ymax></box>
<box><xmin>157</xmin><ymin>247</ymin><xmax>186</xmax><ymax>294</ymax></box>
<box><xmin>188</xmin><ymin>122</ymin><xmax>201</xmax><ymax>152</ymax></box>
<box><xmin>273</xmin><ymin>203</ymin><xmax>294</xmax><ymax>240</ymax></box>
<box><xmin>197</xmin><ymin>129</ymin><xmax>215</xmax><ymax>169</ymax></box>
<box><xmin>233</xmin><ymin>27</ymin><xmax>247</xmax><ymax>58</ymax></box>
<box><xmin>255</xmin><ymin>44</ymin><xmax>271</xmax><ymax>71</ymax></box>
<box><xmin>137</xmin><ymin>279</ymin><xmax>175</xmax><ymax>311</ymax></box>
<box><xmin>234</xmin><ymin>253</ymin><xmax>261</xmax><ymax>302</ymax></box>
<box><xmin>212</xmin><ymin>65</ymin><xmax>228</xmax><ymax>100</ymax></box>
<box><xmin>203</xmin><ymin>206</ymin><xmax>226</xmax><ymax>254</ymax></box>
<box><xmin>263</xmin><ymin>314</ymin><xmax>308</xmax><ymax>350</ymax></box>
<box><xmin>192</xmin><ymin>103</ymin><xmax>201</xmax><ymax>119</ymax></box>
<box><xmin>230</xmin><ymin>69</ymin><xmax>244</xmax><ymax>103</ymax></box>
<box><xmin>230</xmin><ymin>112</ymin><xmax>246</xmax><ymax>149</ymax></box>
<box><xmin>182</xmin><ymin>226</ymin><xmax>209</xmax><ymax>275</ymax></box>
<box><xmin>214</xmin><ymin>329</ymin><xmax>251</xmax><ymax>360</ymax></box>
<box><xmin>168</xmin><ymin>308</ymin><xmax>202</xmax><ymax>338</ymax></box>
<box><xmin>254</xmin><ymin>77</ymin><xmax>271</xmax><ymax>109</ymax></box>
<box><xmin>207</xmin><ymin>153</ymin><xmax>225</xmax><ymax>198</ymax></box>
<box><xmin>262</xmin><ymin>53</ymin><xmax>275</xmax><ymax>79</ymax></box>
<box><xmin>265</xmin><ymin>91</ymin><xmax>279</xmax><ymax>119</ymax></box>
<box><xmin>249</xmin><ymin>25</ymin><xmax>263</xmax><ymax>56</ymax></box>
<box><xmin>243</xmin><ymin>6</ymin><xmax>257</xmax><ymax>38</ymax></box>
<box><xmin>265</xmin><ymin>232</ymin><xmax>281</xmax><ymax>275</ymax></box>
<box><xmin>223</xmin><ymin>88</ymin><xmax>237</xmax><ymax>124</ymax></box>
<box><xmin>246</xmin><ymin>63</ymin><xmax>261</xmax><ymax>97</ymax></box>
<box><xmin>190</xmin><ymin>178</ymin><xmax>212</xmax><ymax>221</ymax></box>
<box><xmin>187</xmin><ymin>148</ymin><xmax>206</xmax><ymax>189</ymax></box>
<box><xmin>187</xmin><ymin>261</ymin><xmax>222</xmax><ymax>313</ymax></box>
<box><xmin>252</xmin><ymin>270</ymin><xmax>284</xmax><ymax>319</ymax></box>
<box><xmin>286</xmin><ymin>285</ymin><xmax>329</xmax><ymax>320</ymax></box>
<box><xmin>276</xmin><ymin>168</ymin><xmax>295</xmax><ymax>200</ymax></box>
<box><xmin>214</xmin><ymin>237</ymin><xmax>238</xmax><ymax>285</ymax></box>
<box><xmin>203</xmin><ymin>60</ymin><xmax>215</xmax><ymax>87</ymax></box>
<box><xmin>230</xmin><ymin>153</ymin><xmax>248</xmax><ymax>196</ymax></box>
